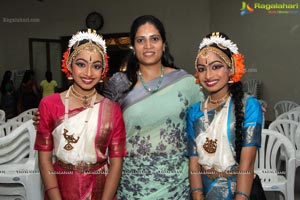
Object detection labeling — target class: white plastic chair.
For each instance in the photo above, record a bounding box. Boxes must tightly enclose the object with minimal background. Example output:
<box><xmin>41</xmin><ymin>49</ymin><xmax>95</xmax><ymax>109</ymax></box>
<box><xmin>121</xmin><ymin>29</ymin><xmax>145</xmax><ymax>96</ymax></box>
<box><xmin>0</xmin><ymin>120</ymin><xmax>43</xmax><ymax>200</ymax></box>
<box><xmin>0</xmin><ymin>109</ymin><xmax>5</xmax><ymax>125</ymax></box>
<box><xmin>7</xmin><ymin>108</ymin><xmax>37</xmax><ymax>123</ymax></box>
<box><xmin>277</xmin><ymin>109</ymin><xmax>300</xmax><ymax>123</ymax></box>
<box><xmin>290</xmin><ymin>107</ymin><xmax>300</xmax><ymax>112</ymax></box>
<box><xmin>274</xmin><ymin>100</ymin><xmax>299</xmax><ymax>119</ymax></box>
<box><xmin>254</xmin><ymin>129</ymin><xmax>296</xmax><ymax>200</ymax></box>
<box><xmin>0</xmin><ymin>195</ymin><xmax>25</xmax><ymax>200</ymax></box>
<box><xmin>243</xmin><ymin>79</ymin><xmax>262</xmax><ymax>98</ymax></box>
<box><xmin>0</xmin><ymin>121</ymin><xmax>23</xmax><ymax>137</ymax></box>
<box><xmin>269</xmin><ymin>119</ymin><xmax>300</xmax><ymax>170</ymax></box>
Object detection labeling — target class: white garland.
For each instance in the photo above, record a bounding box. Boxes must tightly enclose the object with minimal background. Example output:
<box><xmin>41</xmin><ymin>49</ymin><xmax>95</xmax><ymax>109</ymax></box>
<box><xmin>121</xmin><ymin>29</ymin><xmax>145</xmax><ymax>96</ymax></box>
<box><xmin>199</xmin><ymin>35</ymin><xmax>239</xmax><ymax>54</ymax></box>
<box><xmin>68</xmin><ymin>31</ymin><xmax>107</xmax><ymax>53</ymax></box>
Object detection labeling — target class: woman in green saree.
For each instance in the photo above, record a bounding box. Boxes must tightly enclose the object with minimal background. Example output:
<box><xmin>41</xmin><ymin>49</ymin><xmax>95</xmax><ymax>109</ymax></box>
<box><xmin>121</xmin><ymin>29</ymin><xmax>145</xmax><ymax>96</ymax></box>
<box><xmin>104</xmin><ymin>15</ymin><xmax>204</xmax><ymax>199</ymax></box>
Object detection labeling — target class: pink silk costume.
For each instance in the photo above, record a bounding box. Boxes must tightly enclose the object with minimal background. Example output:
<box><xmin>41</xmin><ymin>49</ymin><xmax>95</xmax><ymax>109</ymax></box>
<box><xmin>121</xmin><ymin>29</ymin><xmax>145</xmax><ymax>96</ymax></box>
<box><xmin>34</xmin><ymin>93</ymin><xmax>127</xmax><ymax>200</ymax></box>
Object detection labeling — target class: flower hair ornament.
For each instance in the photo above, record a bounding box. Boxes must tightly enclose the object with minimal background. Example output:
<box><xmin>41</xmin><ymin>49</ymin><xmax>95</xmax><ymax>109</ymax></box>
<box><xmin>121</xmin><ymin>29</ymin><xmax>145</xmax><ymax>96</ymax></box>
<box><xmin>195</xmin><ymin>32</ymin><xmax>245</xmax><ymax>83</ymax></box>
<box><xmin>61</xmin><ymin>29</ymin><xmax>109</xmax><ymax>80</ymax></box>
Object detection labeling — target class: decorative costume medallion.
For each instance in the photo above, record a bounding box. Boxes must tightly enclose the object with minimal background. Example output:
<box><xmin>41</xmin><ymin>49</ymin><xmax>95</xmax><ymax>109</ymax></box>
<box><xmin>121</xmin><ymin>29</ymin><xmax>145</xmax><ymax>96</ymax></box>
<box><xmin>63</xmin><ymin>129</ymin><xmax>80</xmax><ymax>151</ymax></box>
<box><xmin>203</xmin><ymin>137</ymin><xmax>218</xmax><ymax>153</ymax></box>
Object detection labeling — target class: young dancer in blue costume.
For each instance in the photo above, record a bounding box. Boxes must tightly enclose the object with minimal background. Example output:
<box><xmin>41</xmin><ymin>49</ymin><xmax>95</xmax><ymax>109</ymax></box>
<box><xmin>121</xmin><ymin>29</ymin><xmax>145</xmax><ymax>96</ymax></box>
<box><xmin>187</xmin><ymin>32</ymin><xmax>263</xmax><ymax>200</ymax></box>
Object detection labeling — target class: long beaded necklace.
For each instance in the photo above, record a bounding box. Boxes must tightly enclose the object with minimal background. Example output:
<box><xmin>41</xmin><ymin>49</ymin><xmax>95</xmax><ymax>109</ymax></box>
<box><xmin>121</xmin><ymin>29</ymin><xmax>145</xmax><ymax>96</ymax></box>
<box><xmin>70</xmin><ymin>85</ymin><xmax>96</xmax><ymax>108</ymax></box>
<box><xmin>138</xmin><ymin>66</ymin><xmax>164</xmax><ymax>93</ymax></box>
<box><xmin>63</xmin><ymin>86</ymin><xmax>96</xmax><ymax>151</ymax></box>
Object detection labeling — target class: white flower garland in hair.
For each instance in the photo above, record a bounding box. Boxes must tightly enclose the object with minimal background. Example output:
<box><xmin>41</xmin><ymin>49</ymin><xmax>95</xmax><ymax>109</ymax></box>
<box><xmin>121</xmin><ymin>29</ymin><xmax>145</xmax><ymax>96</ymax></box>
<box><xmin>68</xmin><ymin>30</ymin><xmax>107</xmax><ymax>53</ymax></box>
<box><xmin>199</xmin><ymin>35</ymin><xmax>239</xmax><ymax>54</ymax></box>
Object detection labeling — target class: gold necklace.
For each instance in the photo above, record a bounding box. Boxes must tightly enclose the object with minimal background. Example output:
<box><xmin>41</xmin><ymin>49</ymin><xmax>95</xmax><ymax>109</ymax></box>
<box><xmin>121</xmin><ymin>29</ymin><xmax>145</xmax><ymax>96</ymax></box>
<box><xmin>208</xmin><ymin>92</ymin><xmax>230</xmax><ymax>105</ymax></box>
<box><xmin>70</xmin><ymin>85</ymin><xmax>96</xmax><ymax>108</ymax></box>
<box><xmin>63</xmin><ymin>87</ymin><xmax>96</xmax><ymax>151</ymax></box>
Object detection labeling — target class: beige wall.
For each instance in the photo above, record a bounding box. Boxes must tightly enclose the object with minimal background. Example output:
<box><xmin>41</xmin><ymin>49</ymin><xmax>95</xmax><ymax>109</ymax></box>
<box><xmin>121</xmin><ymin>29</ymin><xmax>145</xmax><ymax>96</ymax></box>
<box><xmin>210</xmin><ymin>0</ymin><xmax>300</xmax><ymax>121</ymax></box>
<box><xmin>0</xmin><ymin>0</ymin><xmax>210</xmax><ymax>83</ymax></box>
<box><xmin>1</xmin><ymin>0</ymin><xmax>299</xmax><ymax>121</ymax></box>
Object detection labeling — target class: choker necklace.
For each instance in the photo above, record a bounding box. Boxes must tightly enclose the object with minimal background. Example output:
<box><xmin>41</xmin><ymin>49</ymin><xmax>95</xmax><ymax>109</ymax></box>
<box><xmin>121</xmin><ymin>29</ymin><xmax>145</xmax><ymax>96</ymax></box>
<box><xmin>138</xmin><ymin>66</ymin><xmax>164</xmax><ymax>93</ymax></box>
<box><xmin>208</xmin><ymin>93</ymin><xmax>230</xmax><ymax>105</ymax></box>
<box><xmin>63</xmin><ymin>87</ymin><xmax>96</xmax><ymax>151</ymax></box>
<box><xmin>70</xmin><ymin>85</ymin><xmax>96</xmax><ymax>108</ymax></box>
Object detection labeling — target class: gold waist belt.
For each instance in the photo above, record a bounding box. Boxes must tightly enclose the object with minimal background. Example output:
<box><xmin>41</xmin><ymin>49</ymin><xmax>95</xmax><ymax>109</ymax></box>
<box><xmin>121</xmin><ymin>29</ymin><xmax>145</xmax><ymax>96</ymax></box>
<box><xmin>201</xmin><ymin>167</ymin><xmax>237</xmax><ymax>180</ymax></box>
<box><xmin>57</xmin><ymin>159</ymin><xmax>105</xmax><ymax>173</ymax></box>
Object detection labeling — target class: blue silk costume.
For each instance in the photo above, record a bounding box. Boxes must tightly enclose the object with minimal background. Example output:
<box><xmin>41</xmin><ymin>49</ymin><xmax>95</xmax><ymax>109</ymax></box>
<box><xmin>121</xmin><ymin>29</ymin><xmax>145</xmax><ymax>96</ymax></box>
<box><xmin>186</xmin><ymin>95</ymin><xmax>263</xmax><ymax>199</ymax></box>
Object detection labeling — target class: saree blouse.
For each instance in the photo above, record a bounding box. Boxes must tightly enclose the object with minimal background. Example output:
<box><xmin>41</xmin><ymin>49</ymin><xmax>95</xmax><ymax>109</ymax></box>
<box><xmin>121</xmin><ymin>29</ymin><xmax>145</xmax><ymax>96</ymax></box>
<box><xmin>34</xmin><ymin>93</ymin><xmax>127</xmax><ymax>162</ymax></box>
<box><xmin>187</xmin><ymin>95</ymin><xmax>262</xmax><ymax>157</ymax></box>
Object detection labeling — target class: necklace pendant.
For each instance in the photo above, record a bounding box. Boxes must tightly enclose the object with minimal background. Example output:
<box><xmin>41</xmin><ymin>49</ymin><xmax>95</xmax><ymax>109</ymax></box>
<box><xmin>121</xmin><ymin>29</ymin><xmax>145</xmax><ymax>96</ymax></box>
<box><xmin>82</xmin><ymin>100</ymin><xmax>88</xmax><ymax>108</ymax></box>
<box><xmin>82</xmin><ymin>96</ymin><xmax>88</xmax><ymax>108</ymax></box>
<box><xmin>203</xmin><ymin>137</ymin><xmax>218</xmax><ymax>153</ymax></box>
<box><xmin>70</xmin><ymin>85</ymin><xmax>96</xmax><ymax>105</ymax></box>
<box><xmin>63</xmin><ymin>128</ymin><xmax>80</xmax><ymax>151</ymax></box>
<box><xmin>64</xmin><ymin>143</ymin><xmax>74</xmax><ymax>151</ymax></box>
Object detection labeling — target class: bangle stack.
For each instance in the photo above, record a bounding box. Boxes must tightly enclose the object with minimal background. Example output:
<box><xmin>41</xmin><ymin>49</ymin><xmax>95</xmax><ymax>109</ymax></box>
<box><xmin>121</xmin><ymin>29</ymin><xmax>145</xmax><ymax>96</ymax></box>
<box><xmin>234</xmin><ymin>191</ymin><xmax>250</xmax><ymax>200</ymax></box>
<box><xmin>190</xmin><ymin>187</ymin><xmax>204</xmax><ymax>193</ymax></box>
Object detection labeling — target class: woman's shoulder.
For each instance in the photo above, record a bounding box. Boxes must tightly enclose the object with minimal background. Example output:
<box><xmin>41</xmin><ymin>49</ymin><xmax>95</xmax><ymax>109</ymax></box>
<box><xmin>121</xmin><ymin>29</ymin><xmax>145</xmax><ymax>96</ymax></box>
<box><xmin>101</xmin><ymin>97</ymin><xmax>122</xmax><ymax>111</ymax></box>
<box><xmin>187</xmin><ymin>101</ymin><xmax>205</xmax><ymax>123</ymax></box>
<box><xmin>40</xmin><ymin>93</ymin><xmax>61</xmax><ymax>104</ymax></box>
<box><xmin>165</xmin><ymin>69</ymin><xmax>197</xmax><ymax>83</ymax></box>
<box><xmin>109</xmin><ymin>72</ymin><xmax>129</xmax><ymax>82</ymax></box>
<box><xmin>243</xmin><ymin>94</ymin><xmax>261</xmax><ymax>107</ymax></box>
<box><xmin>189</xmin><ymin>101</ymin><xmax>201</xmax><ymax>110</ymax></box>
<box><xmin>178</xmin><ymin>69</ymin><xmax>198</xmax><ymax>82</ymax></box>
<box><xmin>102</xmin><ymin>72</ymin><xmax>131</xmax><ymax>102</ymax></box>
<box><xmin>188</xmin><ymin>101</ymin><xmax>202</xmax><ymax>115</ymax></box>
<box><xmin>242</xmin><ymin>94</ymin><xmax>262</xmax><ymax>116</ymax></box>
<box><xmin>107</xmin><ymin>72</ymin><xmax>131</xmax><ymax>90</ymax></box>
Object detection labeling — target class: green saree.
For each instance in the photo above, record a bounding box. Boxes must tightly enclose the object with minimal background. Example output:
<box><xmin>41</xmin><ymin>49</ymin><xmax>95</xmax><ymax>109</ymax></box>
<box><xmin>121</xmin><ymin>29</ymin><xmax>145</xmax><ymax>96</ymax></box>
<box><xmin>115</xmin><ymin>70</ymin><xmax>203</xmax><ymax>199</ymax></box>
